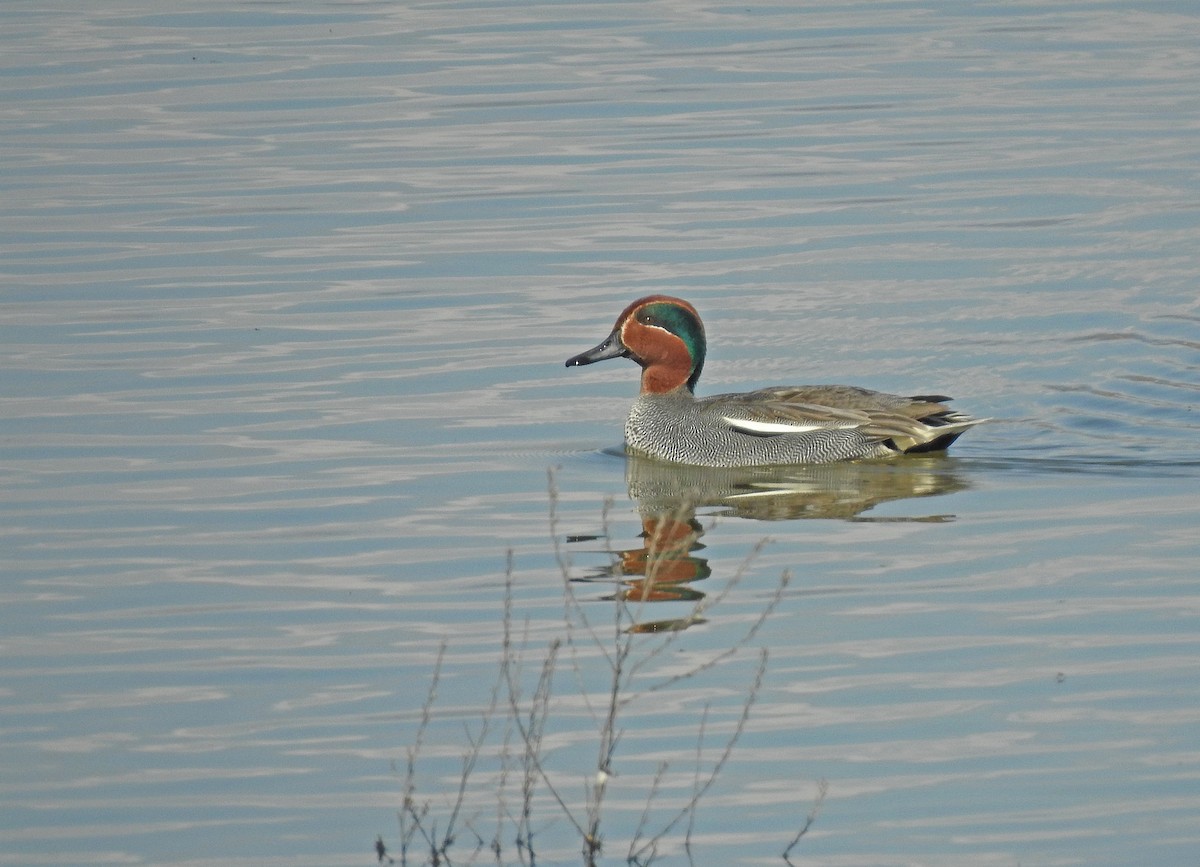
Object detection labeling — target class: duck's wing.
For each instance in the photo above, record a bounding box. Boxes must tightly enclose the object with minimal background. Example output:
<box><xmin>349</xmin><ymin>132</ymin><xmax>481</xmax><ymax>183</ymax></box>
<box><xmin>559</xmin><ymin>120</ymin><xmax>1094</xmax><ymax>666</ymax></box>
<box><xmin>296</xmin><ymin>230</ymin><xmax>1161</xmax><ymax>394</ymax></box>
<box><xmin>708</xmin><ymin>385</ymin><xmax>984</xmax><ymax>453</ymax></box>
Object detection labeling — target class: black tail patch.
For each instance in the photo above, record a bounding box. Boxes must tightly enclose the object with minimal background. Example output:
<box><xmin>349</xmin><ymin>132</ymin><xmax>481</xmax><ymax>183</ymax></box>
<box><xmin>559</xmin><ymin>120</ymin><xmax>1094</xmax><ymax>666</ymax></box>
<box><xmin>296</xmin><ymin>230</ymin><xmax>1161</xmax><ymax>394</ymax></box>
<box><xmin>904</xmin><ymin>430</ymin><xmax>965</xmax><ymax>453</ymax></box>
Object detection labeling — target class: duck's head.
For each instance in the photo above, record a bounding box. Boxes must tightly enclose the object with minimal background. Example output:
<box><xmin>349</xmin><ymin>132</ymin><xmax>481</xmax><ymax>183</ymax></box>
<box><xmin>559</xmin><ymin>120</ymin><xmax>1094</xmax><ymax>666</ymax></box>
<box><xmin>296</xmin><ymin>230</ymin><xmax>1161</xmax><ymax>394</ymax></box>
<box><xmin>565</xmin><ymin>295</ymin><xmax>706</xmax><ymax>394</ymax></box>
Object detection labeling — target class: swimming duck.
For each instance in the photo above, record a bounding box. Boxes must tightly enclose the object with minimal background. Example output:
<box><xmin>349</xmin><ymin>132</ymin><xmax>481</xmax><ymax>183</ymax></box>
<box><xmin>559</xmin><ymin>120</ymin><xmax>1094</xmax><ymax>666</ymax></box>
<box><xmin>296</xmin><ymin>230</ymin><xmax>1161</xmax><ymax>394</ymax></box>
<box><xmin>565</xmin><ymin>295</ymin><xmax>983</xmax><ymax>467</ymax></box>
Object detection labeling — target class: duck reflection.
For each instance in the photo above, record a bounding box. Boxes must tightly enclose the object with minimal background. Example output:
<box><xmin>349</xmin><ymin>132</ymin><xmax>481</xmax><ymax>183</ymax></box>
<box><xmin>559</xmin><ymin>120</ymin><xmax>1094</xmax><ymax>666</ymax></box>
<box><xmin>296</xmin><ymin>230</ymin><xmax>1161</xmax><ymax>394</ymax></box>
<box><xmin>625</xmin><ymin>452</ymin><xmax>969</xmax><ymax>523</ymax></box>
<box><xmin>571</xmin><ymin>454</ymin><xmax>971</xmax><ymax>632</ymax></box>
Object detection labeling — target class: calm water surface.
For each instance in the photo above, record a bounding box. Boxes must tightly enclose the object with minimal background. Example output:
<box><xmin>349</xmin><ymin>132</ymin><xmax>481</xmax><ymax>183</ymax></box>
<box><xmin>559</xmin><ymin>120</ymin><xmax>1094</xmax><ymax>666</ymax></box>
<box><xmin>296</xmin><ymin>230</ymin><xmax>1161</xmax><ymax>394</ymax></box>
<box><xmin>3</xmin><ymin>2</ymin><xmax>1199</xmax><ymax>866</ymax></box>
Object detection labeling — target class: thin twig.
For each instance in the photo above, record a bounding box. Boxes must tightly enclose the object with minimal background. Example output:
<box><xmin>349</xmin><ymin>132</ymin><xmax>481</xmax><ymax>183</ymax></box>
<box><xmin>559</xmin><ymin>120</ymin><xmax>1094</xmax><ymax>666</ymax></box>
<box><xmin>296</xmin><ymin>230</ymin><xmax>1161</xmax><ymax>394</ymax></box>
<box><xmin>627</xmin><ymin>756</ymin><xmax>671</xmax><ymax>863</ymax></box>
<box><xmin>550</xmin><ymin>465</ymin><xmax>618</xmax><ymax>672</ymax></box>
<box><xmin>628</xmin><ymin>647</ymin><xmax>770</xmax><ymax>865</ymax></box>
<box><xmin>399</xmin><ymin>640</ymin><xmax>447</xmax><ymax>865</ymax></box>
<box><xmin>626</xmin><ymin>533</ymin><xmax>770</xmax><ymax>683</ymax></box>
<box><xmin>504</xmin><ymin>632</ymin><xmax>586</xmax><ymax>843</ymax></box>
<box><xmin>440</xmin><ymin>580</ymin><xmax>508</xmax><ymax>860</ymax></box>
<box><xmin>783</xmin><ymin>777</ymin><xmax>829</xmax><ymax>865</ymax></box>
<box><xmin>633</xmin><ymin>565</ymin><xmax>788</xmax><ymax>704</ymax></box>
<box><xmin>683</xmin><ymin>705</ymin><xmax>708</xmax><ymax>861</ymax></box>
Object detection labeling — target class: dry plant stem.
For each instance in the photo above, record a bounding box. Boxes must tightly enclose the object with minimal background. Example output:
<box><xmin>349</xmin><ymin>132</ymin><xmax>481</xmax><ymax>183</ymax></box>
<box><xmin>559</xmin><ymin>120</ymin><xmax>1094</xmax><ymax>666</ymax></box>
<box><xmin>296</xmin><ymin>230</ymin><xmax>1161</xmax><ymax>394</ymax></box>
<box><xmin>628</xmin><ymin>760</ymin><xmax>670</xmax><ymax>863</ymax></box>
<box><xmin>629</xmin><ymin>541</ymin><xmax>781</xmax><ymax>694</ymax></box>
<box><xmin>547</xmin><ymin>469</ymin><xmax>794</xmax><ymax>866</ymax></box>
<box><xmin>627</xmin><ymin>647</ymin><xmax>770</xmax><ymax>866</ymax></box>
<box><xmin>581</xmin><ymin>584</ymin><xmax>634</xmax><ymax>866</ymax></box>
<box><xmin>615</xmin><ymin>505</ymin><xmax>773</xmax><ymax>687</ymax></box>
<box><xmin>549</xmin><ymin>467</ymin><xmax>620</xmax><ymax>699</ymax></box>
<box><xmin>502</xmin><ymin>578</ymin><xmax>588</xmax><ymax>855</ymax></box>
<box><xmin>554</xmin><ymin>475</ymin><xmax>642</xmax><ymax>865</ymax></box>
<box><xmin>488</xmin><ymin>718</ymin><xmax>512</xmax><ymax>866</ymax></box>
<box><xmin>399</xmin><ymin>640</ymin><xmax>447</xmax><ymax>865</ymax></box>
<box><xmin>438</xmin><ymin>571</ymin><xmax>509</xmax><ymax>862</ymax></box>
<box><xmin>443</xmin><ymin>616</ymin><xmax>507</xmax><ymax>861</ymax></box>
<box><xmin>500</xmin><ymin>576</ymin><xmax>549</xmax><ymax>862</ymax></box>
<box><xmin>546</xmin><ymin>466</ymin><xmax>624</xmax><ymax>829</ymax></box>
<box><xmin>783</xmin><ymin>778</ymin><xmax>829</xmax><ymax>865</ymax></box>
<box><xmin>547</xmin><ymin>468</ymin><xmax>619</xmax><ymax>767</ymax></box>
<box><xmin>490</xmin><ymin>570</ymin><xmax>520</xmax><ymax>865</ymax></box>
<box><xmin>683</xmin><ymin>707</ymin><xmax>708</xmax><ymax>862</ymax></box>
<box><xmin>398</xmin><ymin>613</ymin><xmax>504</xmax><ymax>867</ymax></box>
<box><xmin>548</xmin><ymin>477</ymin><xmax>689</xmax><ymax>700</ymax></box>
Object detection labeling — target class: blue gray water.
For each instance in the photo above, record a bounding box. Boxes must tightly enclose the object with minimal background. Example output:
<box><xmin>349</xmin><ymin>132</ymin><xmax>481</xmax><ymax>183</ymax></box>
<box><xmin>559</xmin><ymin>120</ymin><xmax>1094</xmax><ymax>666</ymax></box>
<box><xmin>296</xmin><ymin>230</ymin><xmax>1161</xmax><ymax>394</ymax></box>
<box><xmin>3</xmin><ymin>3</ymin><xmax>1199</xmax><ymax>865</ymax></box>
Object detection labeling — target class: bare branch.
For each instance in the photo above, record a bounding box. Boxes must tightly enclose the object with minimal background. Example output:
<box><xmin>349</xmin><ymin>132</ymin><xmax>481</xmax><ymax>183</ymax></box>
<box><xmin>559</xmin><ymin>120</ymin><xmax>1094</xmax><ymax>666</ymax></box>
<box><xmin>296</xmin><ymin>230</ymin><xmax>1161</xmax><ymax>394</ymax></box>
<box><xmin>504</xmin><ymin>631</ymin><xmax>587</xmax><ymax>844</ymax></box>
<box><xmin>627</xmin><ymin>759</ymin><xmax>670</xmax><ymax>863</ymax></box>
<box><xmin>441</xmin><ymin>591</ymin><xmax>508</xmax><ymax>858</ymax></box>
<box><xmin>398</xmin><ymin>639</ymin><xmax>448</xmax><ymax>864</ymax></box>
<box><xmin>783</xmin><ymin>777</ymin><xmax>829</xmax><ymax>865</ymax></box>
<box><xmin>633</xmin><ymin>566</ymin><xmax>788</xmax><ymax>703</ymax></box>
<box><xmin>628</xmin><ymin>647</ymin><xmax>770</xmax><ymax>864</ymax></box>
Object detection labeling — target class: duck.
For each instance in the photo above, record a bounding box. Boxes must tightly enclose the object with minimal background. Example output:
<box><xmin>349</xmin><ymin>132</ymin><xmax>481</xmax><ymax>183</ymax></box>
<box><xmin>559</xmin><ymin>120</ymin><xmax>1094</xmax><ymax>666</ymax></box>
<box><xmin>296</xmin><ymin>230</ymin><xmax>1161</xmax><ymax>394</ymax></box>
<box><xmin>565</xmin><ymin>294</ymin><xmax>984</xmax><ymax>467</ymax></box>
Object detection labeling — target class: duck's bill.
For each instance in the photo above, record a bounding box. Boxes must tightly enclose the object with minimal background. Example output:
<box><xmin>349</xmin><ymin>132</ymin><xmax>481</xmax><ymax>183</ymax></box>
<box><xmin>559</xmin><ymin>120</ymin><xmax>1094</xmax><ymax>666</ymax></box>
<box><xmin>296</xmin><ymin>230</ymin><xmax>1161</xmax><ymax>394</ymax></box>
<box><xmin>565</xmin><ymin>329</ymin><xmax>628</xmax><ymax>367</ymax></box>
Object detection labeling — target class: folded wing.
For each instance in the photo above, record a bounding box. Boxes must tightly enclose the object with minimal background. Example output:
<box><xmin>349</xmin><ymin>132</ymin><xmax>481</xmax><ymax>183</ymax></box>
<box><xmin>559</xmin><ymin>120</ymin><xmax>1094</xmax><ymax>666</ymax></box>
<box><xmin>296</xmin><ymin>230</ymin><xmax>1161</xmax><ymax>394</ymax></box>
<box><xmin>712</xmin><ymin>385</ymin><xmax>984</xmax><ymax>454</ymax></box>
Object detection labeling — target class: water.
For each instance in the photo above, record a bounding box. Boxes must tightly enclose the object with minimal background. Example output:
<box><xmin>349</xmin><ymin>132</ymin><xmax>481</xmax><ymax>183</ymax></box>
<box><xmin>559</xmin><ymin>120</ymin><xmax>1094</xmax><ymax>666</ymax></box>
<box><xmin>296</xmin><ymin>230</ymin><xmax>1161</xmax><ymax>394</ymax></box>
<box><xmin>3</xmin><ymin>2</ymin><xmax>1199</xmax><ymax>865</ymax></box>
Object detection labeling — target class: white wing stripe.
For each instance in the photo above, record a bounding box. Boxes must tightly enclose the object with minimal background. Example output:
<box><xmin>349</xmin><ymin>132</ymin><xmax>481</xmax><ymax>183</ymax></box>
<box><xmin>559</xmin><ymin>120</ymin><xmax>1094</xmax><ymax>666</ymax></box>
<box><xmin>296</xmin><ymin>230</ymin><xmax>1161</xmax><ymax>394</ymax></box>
<box><xmin>722</xmin><ymin>416</ymin><xmax>846</xmax><ymax>435</ymax></box>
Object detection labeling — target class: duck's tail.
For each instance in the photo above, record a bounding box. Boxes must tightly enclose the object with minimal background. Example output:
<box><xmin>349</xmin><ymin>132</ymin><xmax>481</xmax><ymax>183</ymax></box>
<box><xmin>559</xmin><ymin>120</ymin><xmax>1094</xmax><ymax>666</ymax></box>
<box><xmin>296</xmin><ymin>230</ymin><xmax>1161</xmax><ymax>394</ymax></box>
<box><xmin>887</xmin><ymin>407</ymin><xmax>988</xmax><ymax>454</ymax></box>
